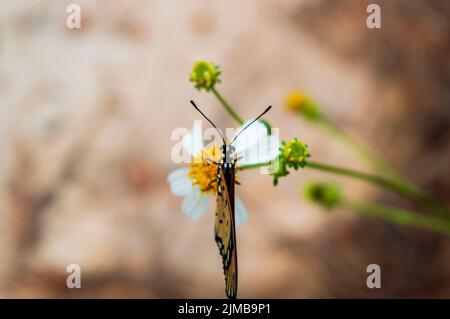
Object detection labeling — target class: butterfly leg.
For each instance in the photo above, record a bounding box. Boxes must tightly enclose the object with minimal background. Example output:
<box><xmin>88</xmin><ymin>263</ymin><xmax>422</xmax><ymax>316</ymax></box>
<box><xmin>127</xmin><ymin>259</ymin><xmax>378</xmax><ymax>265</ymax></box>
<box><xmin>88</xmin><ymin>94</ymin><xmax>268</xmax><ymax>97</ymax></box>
<box><xmin>205</xmin><ymin>157</ymin><xmax>218</xmax><ymax>165</ymax></box>
<box><xmin>233</xmin><ymin>157</ymin><xmax>241</xmax><ymax>186</ymax></box>
<box><xmin>234</xmin><ymin>156</ymin><xmax>243</xmax><ymax>163</ymax></box>
<box><xmin>208</xmin><ymin>179</ymin><xmax>217</xmax><ymax>189</ymax></box>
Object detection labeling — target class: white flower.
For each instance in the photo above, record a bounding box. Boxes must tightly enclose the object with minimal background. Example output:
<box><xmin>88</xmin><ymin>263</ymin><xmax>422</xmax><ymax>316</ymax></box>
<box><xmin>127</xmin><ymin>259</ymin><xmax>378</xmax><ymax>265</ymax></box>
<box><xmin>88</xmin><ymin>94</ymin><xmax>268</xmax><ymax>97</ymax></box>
<box><xmin>167</xmin><ymin>120</ymin><xmax>280</xmax><ymax>225</ymax></box>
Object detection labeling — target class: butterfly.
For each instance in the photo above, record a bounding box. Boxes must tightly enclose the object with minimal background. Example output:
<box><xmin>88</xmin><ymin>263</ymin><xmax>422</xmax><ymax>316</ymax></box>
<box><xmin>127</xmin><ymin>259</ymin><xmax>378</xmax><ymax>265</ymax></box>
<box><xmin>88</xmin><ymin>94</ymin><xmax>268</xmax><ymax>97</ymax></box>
<box><xmin>190</xmin><ymin>100</ymin><xmax>272</xmax><ymax>299</ymax></box>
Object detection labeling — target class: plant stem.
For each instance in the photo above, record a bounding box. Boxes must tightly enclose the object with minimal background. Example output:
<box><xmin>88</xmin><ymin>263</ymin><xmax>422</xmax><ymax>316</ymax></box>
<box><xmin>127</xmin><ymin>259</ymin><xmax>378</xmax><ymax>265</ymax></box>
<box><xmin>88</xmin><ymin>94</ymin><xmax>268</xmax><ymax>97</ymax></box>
<box><xmin>319</xmin><ymin>115</ymin><xmax>409</xmax><ymax>185</ymax></box>
<box><xmin>304</xmin><ymin>112</ymin><xmax>449</xmax><ymax>218</ymax></box>
<box><xmin>307</xmin><ymin>161</ymin><xmax>448</xmax><ymax>218</ymax></box>
<box><xmin>239</xmin><ymin>161</ymin><xmax>271</xmax><ymax>171</ymax></box>
<box><xmin>211</xmin><ymin>87</ymin><xmax>244</xmax><ymax>125</ymax></box>
<box><xmin>242</xmin><ymin>161</ymin><xmax>450</xmax><ymax>235</ymax></box>
<box><xmin>318</xmin><ymin>114</ymin><xmax>448</xmax><ymax>217</ymax></box>
<box><xmin>241</xmin><ymin>159</ymin><xmax>433</xmax><ymax>203</ymax></box>
<box><xmin>239</xmin><ymin>160</ymin><xmax>449</xmax><ymax>218</ymax></box>
<box><xmin>343</xmin><ymin>200</ymin><xmax>450</xmax><ymax>237</ymax></box>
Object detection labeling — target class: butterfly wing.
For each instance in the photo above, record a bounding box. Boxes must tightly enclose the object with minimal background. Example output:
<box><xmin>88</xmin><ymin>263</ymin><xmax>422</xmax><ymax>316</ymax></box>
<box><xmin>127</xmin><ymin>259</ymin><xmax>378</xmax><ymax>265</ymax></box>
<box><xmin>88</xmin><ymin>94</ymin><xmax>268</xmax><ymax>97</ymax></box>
<box><xmin>214</xmin><ymin>165</ymin><xmax>237</xmax><ymax>299</ymax></box>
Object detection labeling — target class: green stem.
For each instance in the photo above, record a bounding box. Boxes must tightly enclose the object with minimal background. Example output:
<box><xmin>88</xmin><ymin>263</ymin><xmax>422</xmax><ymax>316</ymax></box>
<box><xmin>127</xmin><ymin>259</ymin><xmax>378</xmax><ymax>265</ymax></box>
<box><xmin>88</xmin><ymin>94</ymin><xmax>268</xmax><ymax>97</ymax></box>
<box><xmin>239</xmin><ymin>160</ymin><xmax>449</xmax><ymax>218</ymax></box>
<box><xmin>317</xmin><ymin>114</ymin><xmax>448</xmax><ymax>217</ymax></box>
<box><xmin>239</xmin><ymin>161</ymin><xmax>271</xmax><ymax>171</ymax></box>
<box><xmin>307</xmin><ymin>161</ymin><xmax>448</xmax><ymax>217</ymax></box>
<box><xmin>211</xmin><ymin>87</ymin><xmax>244</xmax><ymax>125</ymax></box>
<box><xmin>319</xmin><ymin>115</ymin><xmax>408</xmax><ymax>186</ymax></box>
<box><xmin>343</xmin><ymin>200</ymin><xmax>450</xmax><ymax>237</ymax></box>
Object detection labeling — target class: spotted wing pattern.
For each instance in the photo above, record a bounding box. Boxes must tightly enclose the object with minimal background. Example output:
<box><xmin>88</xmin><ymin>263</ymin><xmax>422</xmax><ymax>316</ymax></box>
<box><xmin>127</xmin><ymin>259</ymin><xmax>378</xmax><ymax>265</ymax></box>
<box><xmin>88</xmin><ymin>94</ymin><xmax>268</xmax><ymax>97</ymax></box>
<box><xmin>214</xmin><ymin>165</ymin><xmax>237</xmax><ymax>299</ymax></box>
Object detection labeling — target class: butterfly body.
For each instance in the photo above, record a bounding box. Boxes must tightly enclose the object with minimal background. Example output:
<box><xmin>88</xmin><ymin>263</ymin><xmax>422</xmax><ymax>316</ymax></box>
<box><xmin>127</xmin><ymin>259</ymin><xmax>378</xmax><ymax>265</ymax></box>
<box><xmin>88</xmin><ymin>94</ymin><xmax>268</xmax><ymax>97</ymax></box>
<box><xmin>215</xmin><ymin>144</ymin><xmax>238</xmax><ymax>299</ymax></box>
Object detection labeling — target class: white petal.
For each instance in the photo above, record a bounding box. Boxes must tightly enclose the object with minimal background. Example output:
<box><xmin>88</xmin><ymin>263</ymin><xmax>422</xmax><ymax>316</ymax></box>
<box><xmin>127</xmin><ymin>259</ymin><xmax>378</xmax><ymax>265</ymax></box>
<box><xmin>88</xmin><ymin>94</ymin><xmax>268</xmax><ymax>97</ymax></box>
<box><xmin>181</xmin><ymin>187</ymin><xmax>210</xmax><ymax>220</ymax></box>
<box><xmin>232</xmin><ymin>120</ymin><xmax>267</xmax><ymax>153</ymax></box>
<box><xmin>167</xmin><ymin>168</ymin><xmax>189</xmax><ymax>183</ymax></box>
<box><xmin>183</xmin><ymin>122</ymin><xmax>204</xmax><ymax>157</ymax></box>
<box><xmin>190</xmin><ymin>193</ymin><xmax>211</xmax><ymax>220</ymax></box>
<box><xmin>181</xmin><ymin>188</ymin><xmax>200</xmax><ymax>216</ymax></box>
<box><xmin>167</xmin><ymin>168</ymin><xmax>192</xmax><ymax>196</ymax></box>
<box><xmin>237</xmin><ymin>135</ymin><xmax>280</xmax><ymax>166</ymax></box>
<box><xmin>235</xmin><ymin>196</ymin><xmax>248</xmax><ymax>227</ymax></box>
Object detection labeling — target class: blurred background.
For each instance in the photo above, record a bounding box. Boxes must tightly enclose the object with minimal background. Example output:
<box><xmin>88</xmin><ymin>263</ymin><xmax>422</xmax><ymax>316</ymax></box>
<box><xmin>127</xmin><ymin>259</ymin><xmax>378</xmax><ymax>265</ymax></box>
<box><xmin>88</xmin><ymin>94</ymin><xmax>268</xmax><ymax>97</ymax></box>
<box><xmin>0</xmin><ymin>0</ymin><xmax>449</xmax><ymax>298</ymax></box>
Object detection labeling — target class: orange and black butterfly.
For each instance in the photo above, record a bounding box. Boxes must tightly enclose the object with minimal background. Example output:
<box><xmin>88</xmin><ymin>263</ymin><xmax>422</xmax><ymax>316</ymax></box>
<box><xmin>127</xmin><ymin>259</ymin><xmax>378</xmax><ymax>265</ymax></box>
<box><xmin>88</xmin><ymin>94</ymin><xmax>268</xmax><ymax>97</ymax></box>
<box><xmin>190</xmin><ymin>100</ymin><xmax>271</xmax><ymax>299</ymax></box>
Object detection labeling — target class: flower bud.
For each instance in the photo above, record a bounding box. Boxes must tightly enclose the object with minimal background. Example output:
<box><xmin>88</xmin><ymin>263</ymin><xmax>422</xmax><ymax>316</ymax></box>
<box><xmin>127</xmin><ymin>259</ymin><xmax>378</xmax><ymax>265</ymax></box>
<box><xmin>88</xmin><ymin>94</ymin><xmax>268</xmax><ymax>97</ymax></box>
<box><xmin>190</xmin><ymin>60</ymin><xmax>221</xmax><ymax>91</ymax></box>
<box><xmin>304</xmin><ymin>181</ymin><xmax>342</xmax><ymax>209</ymax></box>
<box><xmin>281</xmin><ymin>138</ymin><xmax>310</xmax><ymax>169</ymax></box>
<box><xmin>284</xmin><ymin>90</ymin><xmax>321</xmax><ymax>121</ymax></box>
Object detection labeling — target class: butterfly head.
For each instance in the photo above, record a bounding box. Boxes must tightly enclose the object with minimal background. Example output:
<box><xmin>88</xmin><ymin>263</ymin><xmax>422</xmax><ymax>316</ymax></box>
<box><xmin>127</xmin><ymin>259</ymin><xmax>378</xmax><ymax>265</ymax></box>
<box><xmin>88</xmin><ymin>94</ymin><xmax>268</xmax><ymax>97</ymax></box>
<box><xmin>190</xmin><ymin>100</ymin><xmax>272</xmax><ymax>166</ymax></box>
<box><xmin>221</xmin><ymin>144</ymin><xmax>235</xmax><ymax>164</ymax></box>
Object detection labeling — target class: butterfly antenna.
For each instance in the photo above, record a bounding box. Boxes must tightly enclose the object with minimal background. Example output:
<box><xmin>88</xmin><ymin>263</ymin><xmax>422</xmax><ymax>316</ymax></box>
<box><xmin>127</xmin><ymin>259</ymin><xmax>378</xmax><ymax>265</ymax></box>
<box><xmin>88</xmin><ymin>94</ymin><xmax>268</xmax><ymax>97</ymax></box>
<box><xmin>231</xmin><ymin>105</ymin><xmax>272</xmax><ymax>145</ymax></box>
<box><xmin>190</xmin><ymin>100</ymin><xmax>226</xmax><ymax>145</ymax></box>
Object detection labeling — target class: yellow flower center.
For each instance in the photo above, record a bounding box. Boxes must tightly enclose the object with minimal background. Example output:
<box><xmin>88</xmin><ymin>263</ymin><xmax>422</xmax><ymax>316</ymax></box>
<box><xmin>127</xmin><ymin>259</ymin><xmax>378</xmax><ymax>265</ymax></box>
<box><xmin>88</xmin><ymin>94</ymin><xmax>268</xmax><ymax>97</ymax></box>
<box><xmin>188</xmin><ymin>144</ymin><xmax>222</xmax><ymax>195</ymax></box>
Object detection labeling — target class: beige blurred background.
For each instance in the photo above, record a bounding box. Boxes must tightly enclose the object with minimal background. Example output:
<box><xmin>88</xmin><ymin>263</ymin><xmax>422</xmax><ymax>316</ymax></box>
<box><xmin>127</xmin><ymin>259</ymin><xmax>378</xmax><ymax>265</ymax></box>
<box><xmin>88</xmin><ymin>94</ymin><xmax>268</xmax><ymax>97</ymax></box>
<box><xmin>0</xmin><ymin>0</ymin><xmax>449</xmax><ymax>298</ymax></box>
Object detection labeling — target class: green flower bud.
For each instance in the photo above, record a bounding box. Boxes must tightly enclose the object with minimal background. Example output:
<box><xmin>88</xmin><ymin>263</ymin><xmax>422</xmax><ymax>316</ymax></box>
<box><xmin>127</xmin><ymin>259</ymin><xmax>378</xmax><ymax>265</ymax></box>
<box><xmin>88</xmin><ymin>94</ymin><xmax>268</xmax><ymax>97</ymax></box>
<box><xmin>189</xmin><ymin>60</ymin><xmax>221</xmax><ymax>91</ymax></box>
<box><xmin>281</xmin><ymin>138</ymin><xmax>310</xmax><ymax>169</ymax></box>
<box><xmin>270</xmin><ymin>138</ymin><xmax>310</xmax><ymax>186</ymax></box>
<box><xmin>304</xmin><ymin>181</ymin><xmax>342</xmax><ymax>209</ymax></box>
